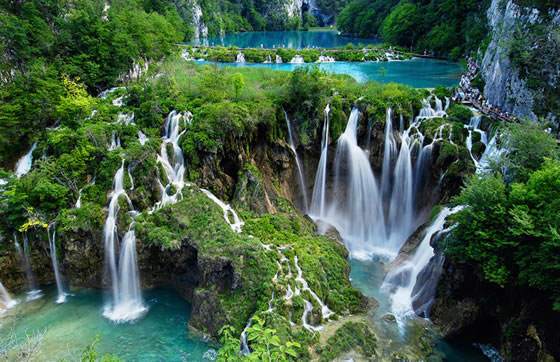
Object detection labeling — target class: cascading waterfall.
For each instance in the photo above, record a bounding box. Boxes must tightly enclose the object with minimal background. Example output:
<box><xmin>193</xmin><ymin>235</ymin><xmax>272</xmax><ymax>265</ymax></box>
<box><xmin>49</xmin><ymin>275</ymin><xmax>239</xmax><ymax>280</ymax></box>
<box><xmin>0</xmin><ymin>281</ymin><xmax>17</xmax><ymax>310</ymax></box>
<box><xmin>309</xmin><ymin>104</ymin><xmax>330</xmax><ymax>219</ymax></box>
<box><xmin>236</xmin><ymin>52</ymin><xmax>246</xmax><ymax>63</ymax></box>
<box><xmin>108</xmin><ymin>132</ymin><xmax>121</xmax><ymax>151</ymax></box>
<box><xmin>15</xmin><ymin>142</ymin><xmax>37</xmax><ymax>178</ymax></box>
<box><xmin>102</xmin><ymin>161</ymin><xmax>146</xmax><ymax>322</ymax></box>
<box><xmin>284</xmin><ymin>111</ymin><xmax>309</xmax><ymax>211</ymax></box>
<box><xmin>153</xmin><ymin>111</ymin><xmax>191</xmax><ymax>211</ymax></box>
<box><xmin>327</xmin><ymin>108</ymin><xmax>387</xmax><ymax>259</ymax></box>
<box><xmin>309</xmin><ymin>100</ymin><xmax>446</xmax><ymax>259</ymax></box>
<box><xmin>14</xmin><ymin>234</ymin><xmax>42</xmax><ymax>300</ymax></box>
<box><xmin>290</xmin><ymin>55</ymin><xmax>305</xmax><ymax>64</ymax></box>
<box><xmin>381</xmin><ymin>108</ymin><xmax>397</xmax><ymax>199</ymax></box>
<box><xmin>48</xmin><ymin>224</ymin><xmax>67</xmax><ymax>303</ymax></box>
<box><xmin>382</xmin><ymin>206</ymin><xmax>464</xmax><ymax>321</ymax></box>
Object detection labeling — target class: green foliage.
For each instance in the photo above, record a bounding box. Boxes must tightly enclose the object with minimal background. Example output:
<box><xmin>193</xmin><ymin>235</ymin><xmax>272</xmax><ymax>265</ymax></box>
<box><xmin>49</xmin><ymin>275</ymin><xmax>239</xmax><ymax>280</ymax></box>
<box><xmin>80</xmin><ymin>336</ymin><xmax>122</xmax><ymax>362</ymax></box>
<box><xmin>449</xmin><ymin>159</ymin><xmax>560</xmax><ymax>310</ymax></box>
<box><xmin>316</xmin><ymin>322</ymin><xmax>377</xmax><ymax>361</ymax></box>
<box><xmin>501</xmin><ymin>122</ymin><xmax>559</xmax><ymax>183</ymax></box>
<box><xmin>337</xmin><ymin>0</ymin><xmax>490</xmax><ymax>58</ymax></box>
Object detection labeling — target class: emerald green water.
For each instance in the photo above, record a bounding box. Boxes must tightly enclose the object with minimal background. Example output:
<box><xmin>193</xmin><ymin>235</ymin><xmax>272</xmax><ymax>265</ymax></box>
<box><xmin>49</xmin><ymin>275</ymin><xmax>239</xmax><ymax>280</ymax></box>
<box><xmin>350</xmin><ymin>258</ymin><xmax>489</xmax><ymax>361</ymax></box>
<box><xmin>0</xmin><ymin>288</ymin><xmax>212</xmax><ymax>361</ymax></box>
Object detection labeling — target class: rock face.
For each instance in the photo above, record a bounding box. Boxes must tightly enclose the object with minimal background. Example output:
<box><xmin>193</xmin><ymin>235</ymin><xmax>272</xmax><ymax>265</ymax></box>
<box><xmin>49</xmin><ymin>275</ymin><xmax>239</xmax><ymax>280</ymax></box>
<box><xmin>481</xmin><ymin>0</ymin><xmax>560</xmax><ymax>121</ymax></box>
<box><xmin>431</xmin><ymin>257</ymin><xmax>560</xmax><ymax>361</ymax></box>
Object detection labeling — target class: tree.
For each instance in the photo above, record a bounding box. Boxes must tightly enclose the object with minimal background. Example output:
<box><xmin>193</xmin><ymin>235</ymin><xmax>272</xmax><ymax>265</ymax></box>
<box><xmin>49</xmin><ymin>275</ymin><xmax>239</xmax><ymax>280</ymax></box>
<box><xmin>381</xmin><ymin>2</ymin><xmax>420</xmax><ymax>48</ymax></box>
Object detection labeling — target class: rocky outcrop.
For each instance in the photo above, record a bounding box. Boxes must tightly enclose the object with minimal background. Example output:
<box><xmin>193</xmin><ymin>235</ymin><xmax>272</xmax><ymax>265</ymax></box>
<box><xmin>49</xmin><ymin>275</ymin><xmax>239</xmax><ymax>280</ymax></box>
<box><xmin>431</xmin><ymin>257</ymin><xmax>560</xmax><ymax>361</ymax></box>
<box><xmin>481</xmin><ymin>0</ymin><xmax>560</xmax><ymax>121</ymax></box>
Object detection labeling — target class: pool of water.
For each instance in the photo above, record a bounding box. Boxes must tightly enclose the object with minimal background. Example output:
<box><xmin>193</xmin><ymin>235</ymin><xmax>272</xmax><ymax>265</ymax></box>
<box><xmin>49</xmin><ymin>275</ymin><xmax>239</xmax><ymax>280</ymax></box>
<box><xmin>0</xmin><ymin>288</ymin><xmax>212</xmax><ymax>361</ymax></box>
<box><xmin>198</xmin><ymin>58</ymin><xmax>462</xmax><ymax>88</ymax></box>
<box><xmin>349</xmin><ymin>258</ymin><xmax>489</xmax><ymax>361</ymax></box>
<box><xmin>191</xmin><ymin>30</ymin><xmax>380</xmax><ymax>49</ymax></box>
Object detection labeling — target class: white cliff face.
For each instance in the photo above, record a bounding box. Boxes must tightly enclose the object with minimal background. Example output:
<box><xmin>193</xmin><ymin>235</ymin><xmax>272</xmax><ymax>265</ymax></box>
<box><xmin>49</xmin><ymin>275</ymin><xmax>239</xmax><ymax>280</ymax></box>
<box><xmin>481</xmin><ymin>0</ymin><xmax>560</xmax><ymax>121</ymax></box>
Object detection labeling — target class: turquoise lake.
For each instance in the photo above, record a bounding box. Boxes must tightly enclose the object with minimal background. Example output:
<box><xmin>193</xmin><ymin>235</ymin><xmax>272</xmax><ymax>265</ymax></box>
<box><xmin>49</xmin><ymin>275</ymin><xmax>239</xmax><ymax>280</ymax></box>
<box><xmin>191</xmin><ymin>30</ymin><xmax>380</xmax><ymax>49</ymax></box>
<box><xmin>0</xmin><ymin>288</ymin><xmax>212</xmax><ymax>361</ymax></box>
<box><xmin>200</xmin><ymin>58</ymin><xmax>462</xmax><ymax>88</ymax></box>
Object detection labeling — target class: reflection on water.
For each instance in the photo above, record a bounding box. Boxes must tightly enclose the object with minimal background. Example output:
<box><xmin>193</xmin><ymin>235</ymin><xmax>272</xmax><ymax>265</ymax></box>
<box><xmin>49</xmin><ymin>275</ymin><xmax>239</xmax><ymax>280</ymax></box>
<box><xmin>0</xmin><ymin>288</ymin><xmax>211</xmax><ymax>361</ymax></box>
<box><xmin>191</xmin><ymin>30</ymin><xmax>380</xmax><ymax>49</ymax></box>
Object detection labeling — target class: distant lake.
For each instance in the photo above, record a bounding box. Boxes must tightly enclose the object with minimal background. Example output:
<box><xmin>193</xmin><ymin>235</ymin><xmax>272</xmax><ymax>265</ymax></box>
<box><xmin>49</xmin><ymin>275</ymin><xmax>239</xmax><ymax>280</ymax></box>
<box><xmin>199</xmin><ymin>58</ymin><xmax>463</xmax><ymax>88</ymax></box>
<box><xmin>191</xmin><ymin>30</ymin><xmax>381</xmax><ymax>49</ymax></box>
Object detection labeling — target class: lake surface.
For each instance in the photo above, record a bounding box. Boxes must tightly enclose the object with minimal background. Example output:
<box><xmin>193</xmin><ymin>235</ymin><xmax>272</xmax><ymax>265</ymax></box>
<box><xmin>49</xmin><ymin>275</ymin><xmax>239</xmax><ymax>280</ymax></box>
<box><xmin>191</xmin><ymin>30</ymin><xmax>380</xmax><ymax>49</ymax></box>
<box><xmin>199</xmin><ymin>58</ymin><xmax>462</xmax><ymax>88</ymax></box>
<box><xmin>0</xmin><ymin>288</ymin><xmax>212</xmax><ymax>361</ymax></box>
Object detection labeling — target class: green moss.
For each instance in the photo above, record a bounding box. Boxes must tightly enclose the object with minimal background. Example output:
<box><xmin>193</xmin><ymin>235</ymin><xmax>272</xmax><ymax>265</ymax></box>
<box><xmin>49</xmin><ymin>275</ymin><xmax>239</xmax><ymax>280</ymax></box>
<box><xmin>316</xmin><ymin>322</ymin><xmax>377</xmax><ymax>361</ymax></box>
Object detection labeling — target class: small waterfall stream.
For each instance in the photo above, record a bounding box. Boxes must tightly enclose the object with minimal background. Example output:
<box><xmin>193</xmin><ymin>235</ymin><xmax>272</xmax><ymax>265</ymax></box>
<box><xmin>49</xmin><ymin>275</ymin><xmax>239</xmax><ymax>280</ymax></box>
<box><xmin>309</xmin><ymin>104</ymin><xmax>330</xmax><ymax>219</ymax></box>
<box><xmin>153</xmin><ymin>111</ymin><xmax>191</xmax><ymax>211</ymax></box>
<box><xmin>284</xmin><ymin>111</ymin><xmax>309</xmax><ymax>211</ymax></box>
<box><xmin>200</xmin><ymin>189</ymin><xmax>244</xmax><ymax>233</ymax></box>
<box><xmin>0</xmin><ymin>281</ymin><xmax>17</xmax><ymax>310</ymax></box>
<box><xmin>14</xmin><ymin>234</ymin><xmax>42</xmax><ymax>300</ymax></box>
<box><xmin>15</xmin><ymin>142</ymin><xmax>37</xmax><ymax>178</ymax></box>
<box><xmin>383</xmin><ymin>206</ymin><xmax>464</xmax><ymax>322</ymax></box>
<box><xmin>48</xmin><ymin>224</ymin><xmax>67</xmax><ymax>303</ymax></box>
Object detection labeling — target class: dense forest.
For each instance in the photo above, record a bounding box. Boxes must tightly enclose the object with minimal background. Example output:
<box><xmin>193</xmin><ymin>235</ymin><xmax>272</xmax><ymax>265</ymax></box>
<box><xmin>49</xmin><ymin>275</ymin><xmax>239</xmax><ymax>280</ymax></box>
<box><xmin>1</xmin><ymin>0</ymin><xmax>559</xmax><ymax>360</ymax></box>
<box><xmin>337</xmin><ymin>0</ymin><xmax>491</xmax><ymax>58</ymax></box>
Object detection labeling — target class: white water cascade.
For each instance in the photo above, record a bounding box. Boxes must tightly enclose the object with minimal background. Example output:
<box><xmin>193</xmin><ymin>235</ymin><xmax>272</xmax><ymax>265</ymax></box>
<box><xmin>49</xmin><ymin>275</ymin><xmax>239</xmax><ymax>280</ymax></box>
<box><xmin>465</xmin><ymin>115</ymin><xmax>489</xmax><ymax>168</ymax></box>
<box><xmin>200</xmin><ymin>189</ymin><xmax>244</xmax><ymax>233</ymax></box>
<box><xmin>289</xmin><ymin>55</ymin><xmax>305</xmax><ymax>64</ymax></box>
<box><xmin>309</xmin><ymin>104</ymin><xmax>330</xmax><ymax>218</ymax></box>
<box><xmin>321</xmin><ymin>108</ymin><xmax>387</xmax><ymax>259</ymax></box>
<box><xmin>138</xmin><ymin>131</ymin><xmax>149</xmax><ymax>146</ymax></box>
<box><xmin>48</xmin><ymin>224</ymin><xmax>67</xmax><ymax>303</ymax></box>
<box><xmin>284</xmin><ymin>111</ymin><xmax>309</xmax><ymax>211</ymax></box>
<box><xmin>236</xmin><ymin>52</ymin><xmax>246</xmax><ymax>63</ymax></box>
<box><xmin>102</xmin><ymin>161</ymin><xmax>146</xmax><ymax>322</ymax></box>
<box><xmin>0</xmin><ymin>281</ymin><xmax>17</xmax><ymax>311</ymax></box>
<box><xmin>383</xmin><ymin>206</ymin><xmax>464</xmax><ymax>321</ymax></box>
<box><xmin>309</xmin><ymin>101</ymin><xmax>446</xmax><ymax>259</ymax></box>
<box><xmin>15</xmin><ymin>142</ymin><xmax>37</xmax><ymax>178</ymax></box>
<box><xmin>14</xmin><ymin>234</ymin><xmax>42</xmax><ymax>300</ymax></box>
<box><xmin>275</xmin><ymin>55</ymin><xmax>283</xmax><ymax>64</ymax></box>
<box><xmin>153</xmin><ymin>111</ymin><xmax>191</xmax><ymax>211</ymax></box>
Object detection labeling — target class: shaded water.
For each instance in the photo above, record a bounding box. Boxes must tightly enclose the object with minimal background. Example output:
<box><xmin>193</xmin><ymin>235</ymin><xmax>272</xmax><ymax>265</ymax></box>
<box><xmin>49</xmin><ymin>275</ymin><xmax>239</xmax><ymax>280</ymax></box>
<box><xmin>0</xmin><ymin>288</ymin><xmax>211</xmax><ymax>361</ymax></box>
<box><xmin>191</xmin><ymin>30</ymin><xmax>380</xmax><ymax>49</ymax></box>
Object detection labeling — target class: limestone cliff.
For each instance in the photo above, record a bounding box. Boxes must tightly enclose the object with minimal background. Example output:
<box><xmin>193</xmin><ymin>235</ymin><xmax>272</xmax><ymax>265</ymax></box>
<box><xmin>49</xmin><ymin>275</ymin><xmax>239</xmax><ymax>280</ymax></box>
<box><xmin>481</xmin><ymin>0</ymin><xmax>560</xmax><ymax>121</ymax></box>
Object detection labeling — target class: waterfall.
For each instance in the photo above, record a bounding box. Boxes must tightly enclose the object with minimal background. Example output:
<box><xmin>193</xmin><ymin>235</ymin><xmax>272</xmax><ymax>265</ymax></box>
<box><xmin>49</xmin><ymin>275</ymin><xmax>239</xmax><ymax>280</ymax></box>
<box><xmin>240</xmin><ymin>318</ymin><xmax>252</xmax><ymax>355</ymax></box>
<box><xmin>284</xmin><ymin>111</ymin><xmax>309</xmax><ymax>211</ymax></box>
<box><xmin>116</xmin><ymin>112</ymin><xmax>134</xmax><ymax>125</ymax></box>
<box><xmin>14</xmin><ymin>234</ymin><xmax>42</xmax><ymax>300</ymax></box>
<box><xmin>236</xmin><ymin>52</ymin><xmax>246</xmax><ymax>63</ymax></box>
<box><xmin>75</xmin><ymin>188</ymin><xmax>83</xmax><ymax>208</ymax></box>
<box><xmin>263</xmin><ymin>55</ymin><xmax>272</xmax><ymax>64</ymax></box>
<box><xmin>0</xmin><ymin>281</ymin><xmax>17</xmax><ymax>311</ymax></box>
<box><xmin>103</xmin><ymin>161</ymin><xmax>145</xmax><ymax>322</ymax></box>
<box><xmin>387</xmin><ymin>129</ymin><xmax>415</xmax><ymax>250</ymax></box>
<box><xmin>381</xmin><ymin>108</ymin><xmax>397</xmax><ymax>198</ymax></box>
<box><xmin>153</xmin><ymin>111</ymin><xmax>191</xmax><ymax>211</ymax></box>
<box><xmin>328</xmin><ymin>108</ymin><xmax>386</xmax><ymax>259</ymax></box>
<box><xmin>275</xmin><ymin>55</ymin><xmax>283</xmax><ymax>64</ymax></box>
<box><xmin>316</xmin><ymin>55</ymin><xmax>335</xmax><ymax>63</ymax></box>
<box><xmin>200</xmin><ymin>189</ymin><xmax>244</xmax><ymax>233</ymax></box>
<box><xmin>138</xmin><ymin>131</ymin><xmax>149</xmax><ymax>145</ymax></box>
<box><xmin>289</xmin><ymin>55</ymin><xmax>305</xmax><ymax>64</ymax></box>
<box><xmin>108</xmin><ymin>132</ymin><xmax>121</xmax><ymax>151</ymax></box>
<box><xmin>48</xmin><ymin>224</ymin><xmax>67</xmax><ymax>304</ymax></box>
<box><xmin>383</xmin><ymin>206</ymin><xmax>464</xmax><ymax>320</ymax></box>
<box><xmin>309</xmin><ymin>104</ymin><xmax>330</xmax><ymax>219</ymax></box>
<box><xmin>15</xmin><ymin>142</ymin><xmax>37</xmax><ymax>178</ymax></box>
<box><xmin>104</xmin><ymin>225</ymin><xmax>146</xmax><ymax>322</ymax></box>
<box><xmin>308</xmin><ymin>100</ymin><xmax>448</xmax><ymax>258</ymax></box>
